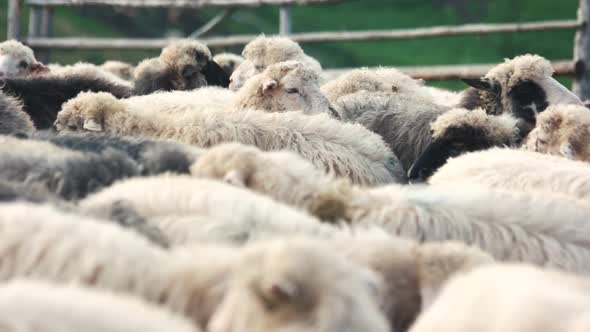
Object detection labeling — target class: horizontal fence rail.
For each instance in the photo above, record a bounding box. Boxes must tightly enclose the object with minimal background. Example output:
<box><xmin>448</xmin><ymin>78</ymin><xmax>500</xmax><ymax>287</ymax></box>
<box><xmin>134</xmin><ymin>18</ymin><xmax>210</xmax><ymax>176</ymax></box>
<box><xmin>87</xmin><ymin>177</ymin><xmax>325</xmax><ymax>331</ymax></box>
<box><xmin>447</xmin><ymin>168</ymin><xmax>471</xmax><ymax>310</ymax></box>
<box><xmin>26</xmin><ymin>0</ymin><xmax>338</xmax><ymax>7</ymax></box>
<box><xmin>323</xmin><ymin>60</ymin><xmax>576</xmax><ymax>81</ymax></box>
<box><xmin>25</xmin><ymin>19</ymin><xmax>582</xmax><ymax>49</ymax></box>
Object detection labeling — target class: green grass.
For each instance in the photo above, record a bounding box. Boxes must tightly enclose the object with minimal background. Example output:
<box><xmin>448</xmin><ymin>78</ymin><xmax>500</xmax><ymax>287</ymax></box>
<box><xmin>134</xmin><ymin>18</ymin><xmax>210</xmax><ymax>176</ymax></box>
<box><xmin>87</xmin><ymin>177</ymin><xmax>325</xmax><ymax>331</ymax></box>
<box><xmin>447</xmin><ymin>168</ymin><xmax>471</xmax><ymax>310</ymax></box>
<box><xmin>0</xmin><ymin>0</ymin><xmax>580</xmax><ymax>90</ymax></box>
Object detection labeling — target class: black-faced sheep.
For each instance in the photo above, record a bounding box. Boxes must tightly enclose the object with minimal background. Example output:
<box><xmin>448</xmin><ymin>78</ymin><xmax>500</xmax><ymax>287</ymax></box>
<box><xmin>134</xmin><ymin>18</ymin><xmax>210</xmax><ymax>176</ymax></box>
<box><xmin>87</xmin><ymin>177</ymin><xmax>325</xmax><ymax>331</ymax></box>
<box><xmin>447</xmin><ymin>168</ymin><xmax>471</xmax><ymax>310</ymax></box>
<box><xmin>407</xmin><ymin>108</ymin><xmax>521</xmax><ymax>181</ymax></box>
<box><xmin>229</xmin><ymin>35</ymin><xmax>322</xmax><ymax>91</ymax></box>
<box><xmin>409</xmin><ymin>264</ymin><xmax>590</xmax><ymax>332</ymax></box>
<box><xmin>0</xmin><ymin>135</ymin><xmax>139</xmax><ymax>200</ymax></box>
<box><xmin>459</xmin><ymin>54</ymin><xmax>583</xmax><ymax>135</ymax></box>
<box><xmin>1</xmin><ymin>75</ymin><xmax>132</xmax><ymax>129</ymax></box>
<box><xmin>0</xmin><ymin>40</ymin><xmax>49</xmax><ymax>78</ymax></box>
<box><xmin>213</xmin><ymin>52</ymin><xmax>244</xmax><ymax>77</ymax></box>
<box><xmin>0</xmin><ymin>91</ymin><xmax>34</xmax><ymax>135</ymax></box>
<box><xmin>55</xmin><ymin>91</ymin><xmax>405</xmax><ymax>185</ymax></box>
<box><xmin>0</xmin><ymin>202</ymin><xmax>390</xmax><ymax>332</ymax></box>
<box><xmin>133</xmin><ymin>39</ymin><xmax>229</xmax><ymax>95</ymax></box>
<box><xmin>524</xmin><ymin>104</ymin><xmax>590</xmax><ymax>161</ymax></box>
<box><xmin>101</xmin><ymin>60</ymin><xmax>135</xmax><ymax>81</ymax></box>
<box><xmin>190</xmin><ymin>142</ymin><xmax>590</xmax><ymax>274</ymax></box>
<box><xmin>429</xmin><ymin>147</ymin><xmax>590</xmax><ymax>201</ymax></box>
<box><xmin>0</xmin><ymin>280</ymin><xmax>200</xmax><ymax>332</ymax></box>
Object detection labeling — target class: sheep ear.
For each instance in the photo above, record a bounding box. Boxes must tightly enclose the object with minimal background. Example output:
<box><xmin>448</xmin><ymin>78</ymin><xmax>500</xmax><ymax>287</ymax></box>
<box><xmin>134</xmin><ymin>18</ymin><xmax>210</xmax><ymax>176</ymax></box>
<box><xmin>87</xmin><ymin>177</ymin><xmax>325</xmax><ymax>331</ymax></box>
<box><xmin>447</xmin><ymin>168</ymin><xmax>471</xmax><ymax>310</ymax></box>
<box><xmin>560</xmin><ymin>143</ymin><xmax>576</xmax><ymax>159</ymax></box>
<box><xmin>461</xmin><ymin>78</ymin><xmax>496</xmax><ymax>92</ymax></box>
<box><xmin>262</xmin><ymin>79</ymin><xmax>278</xmax><ymax>94</ymax></box>
<box><xmin>223</xmin><ymin>170</ymin><xmax>247</xmax><ymax>187</ymax></box>
<box><xmin>30</xmin><ymin>62</ymin><xmax>49</xmax><ymax>74</ymax></box>
<box><xmin>83</xmin><ymin>119</ymin><xmax>103</xmax><ymax>132</ymax></box>
<box><xmin>264</xmin><ymin>281</ymin><xmax>298</xmax><ymax>306</ymax></box>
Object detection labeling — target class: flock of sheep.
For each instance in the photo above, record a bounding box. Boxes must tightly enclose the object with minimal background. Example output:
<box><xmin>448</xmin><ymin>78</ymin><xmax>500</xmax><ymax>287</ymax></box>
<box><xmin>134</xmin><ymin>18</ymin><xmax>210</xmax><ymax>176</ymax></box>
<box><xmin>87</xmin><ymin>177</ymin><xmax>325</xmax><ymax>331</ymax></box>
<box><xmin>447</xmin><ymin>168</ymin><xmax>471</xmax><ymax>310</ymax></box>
<box><xmin>1</xmin><ymin>33</ymin><xmax>590</xmax><ymax>332</ymax></box>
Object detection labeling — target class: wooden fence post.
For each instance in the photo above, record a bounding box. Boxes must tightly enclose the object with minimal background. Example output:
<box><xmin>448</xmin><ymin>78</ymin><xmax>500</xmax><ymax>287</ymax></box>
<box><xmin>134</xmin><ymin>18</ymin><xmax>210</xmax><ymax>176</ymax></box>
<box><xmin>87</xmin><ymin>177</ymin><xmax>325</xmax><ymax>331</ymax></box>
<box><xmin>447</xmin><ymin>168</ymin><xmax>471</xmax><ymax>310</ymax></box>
<box><xmin>7</xmin><ymin>0</ymin><xmax>21</xmax><ymax>40</ymax></box>
<box><xmin>573</xmin><ymin>0</ymin><xmax>590</xmax><ymax>99</ymax></box>
<box><xmin>279</xmin><ymin>5</ymin><xmax>291</xmax><ymax>35</ymax></box>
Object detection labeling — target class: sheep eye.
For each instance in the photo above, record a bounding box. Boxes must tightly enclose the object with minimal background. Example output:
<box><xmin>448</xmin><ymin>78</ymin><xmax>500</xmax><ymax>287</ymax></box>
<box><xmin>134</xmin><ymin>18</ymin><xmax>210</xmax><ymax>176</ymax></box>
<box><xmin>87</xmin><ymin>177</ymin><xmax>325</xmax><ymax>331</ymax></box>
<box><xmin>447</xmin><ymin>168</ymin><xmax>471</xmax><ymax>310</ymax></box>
<box><xmin>285</xmin><ymin>88</ymin><xmax>300</xmax><ymax>94</ymax></box>
<box><xmin>538</xmin><ymin>139</ymin><xmax>547</xmax><ymax>145</ymax></box>
<box><xmin>18</xmin><ymin>61</ymin><xmax>28</xmax><ymax>69</ymax></box>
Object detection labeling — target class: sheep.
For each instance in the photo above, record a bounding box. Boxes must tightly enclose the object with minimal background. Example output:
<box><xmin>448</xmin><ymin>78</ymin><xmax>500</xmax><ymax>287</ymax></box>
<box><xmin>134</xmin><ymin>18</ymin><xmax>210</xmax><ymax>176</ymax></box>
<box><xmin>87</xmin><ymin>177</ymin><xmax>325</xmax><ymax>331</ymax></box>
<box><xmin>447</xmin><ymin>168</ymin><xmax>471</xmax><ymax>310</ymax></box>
<box><xmin>47</xmin><ymin>62</ymin><xmax>134</xmax><ymax>88</ymax></box>
<box><xmin>133</xmin><ymin>39</ymin><xmax>229</xmax><ymax>95</ymax></box>
<box><xmin>101</xmin><ymin>60</ymin><xmax>135</xmax><ymax>81</ymax></box>
<box><xmin>333</xmin><ymin>89</ymin><xmax>451</xmax><ymax>173</ymax></box>
<box><xmin>80</xmin><ymin>174</ymin><xmax>493</xmax><ymax>332</ymax></box>
<box><xmin>0</xmin><ymin>39</ymin><xmax>49</xmax><ymax>78</ymax></box>
<box><xmin>459</xmin><ymin>54</ymin><xmax>583</xmax><ymax>135</ymax></box>
<box><xmin>407</xmin><ymin>108</ymin><xmax>521</xmax><ymax>181</ymax></box>
<box><xmin>232</xmin><ymin>60</ymin><xmax>334</xmax><ymax>115</ymax></box>
<box><xmin>0</xmin><ymin>202</ymin><xmax>390</xmax><ymax>332</ymax></box>
<box><xmin>55</xmin><ymin>91</ymin><xmax>405</xmax><ymax>185</ymax></box>
<box><xmin>91</xmin><ymin>61</ymin><xmax>335</xmax><ymax>117</ymax></box>
<box><xmin>213</xmin><ymin>52</ymin><xmax>244</xmax><ymax>77</ymax></box>
<box><xmin>320</xmin><ymin>67</ymin><xmax>428</xmax><ymax>103</ymax></box>
<box><xmin>229</xmin><ymin>35</ymin><xmax>322</xmax><ymax>91</ymax></box>
<box><xmin>23</xmin><ymin>131</ymin><xmax>202</xmax><ymax>176</ymax></box>
<box><xmin>329</xmin><ymin>236</ymin><xmax>494</xmax><ymax>332</ymax></box>
<box><xmin>0</xmin><ymin>91</ymin><xmax>34</xmax><ymax>135</ymax></box>
<box><xmin>428</xmin><ymin>147</ymin><xmax>590</xmax><ymax>201</ymax></box>
<box><xmin>408</xmin><ymin>264</ymin><xmax>590</xmax><ymax>332</ymax></box>
<box><xmin>190</xmin><ymin>142</ymin><xmax>590</xmax><ymax>274</ymax></box>
<box><xmin>0</xmin><ymin>135</ymin><xmax>140</xmax><ymax>200</ymax></box>
<box><xmin>1</xmin><ymin>75</ymin><xmax>132</xmax><ymax>129</ymax></box>
<box><xmin>0</xmin><ymin>280</ymin><xmax>200</xmax><ymax>332</ymax></box>
<box><xmin>524</xmin><ymin>104</ymin><xmax>590</xmax><ymax>161</ymax></box>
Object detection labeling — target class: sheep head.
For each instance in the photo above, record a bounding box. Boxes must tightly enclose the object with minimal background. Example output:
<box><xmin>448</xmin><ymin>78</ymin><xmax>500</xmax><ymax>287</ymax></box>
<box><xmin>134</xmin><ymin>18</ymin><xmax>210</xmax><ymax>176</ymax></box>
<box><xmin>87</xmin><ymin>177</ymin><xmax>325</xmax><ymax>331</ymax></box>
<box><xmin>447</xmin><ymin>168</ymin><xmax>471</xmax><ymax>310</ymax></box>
<box><xmin>207</xmin><ymin>239</ymin><xmax>389</xmax><ymax>332</ymax></box>
<box><xmin>230</xmin><ymin>35</ymin><xmax>320</xmax><ymax>91</ymax></box>
<box><xmin>408</xmin><ymin>108</ymin><xmax>520</xmax><ymax>182</ymax></box>
<box><xmin>524</xmin><ymin>104</ymin><xmax>590</xmax><ymax>161</ymax></box>
<box><xmin>0</xmin><ymin>40</ymin><xmax>49</xmax><ymax>78</ymax></box>
<box><xmin>160</xmin><ymin>39</ymin><xmax>214</xmax><ymax>90</ymax></box>
<box><xmin>233</xmin><ymin>60</ymin><xmax>331</xmax><ymax>115</ymax></box>
<box><xmin>459</xmin><ymin>54</ymin><xmax>582</xmax><ymax>135</ymax></box>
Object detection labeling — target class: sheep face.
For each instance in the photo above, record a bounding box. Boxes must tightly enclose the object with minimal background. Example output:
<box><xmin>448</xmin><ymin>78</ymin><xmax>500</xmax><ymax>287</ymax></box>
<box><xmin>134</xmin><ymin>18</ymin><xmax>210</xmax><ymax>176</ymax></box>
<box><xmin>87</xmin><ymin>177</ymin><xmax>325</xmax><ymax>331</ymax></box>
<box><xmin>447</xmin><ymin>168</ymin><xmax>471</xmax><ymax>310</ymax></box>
<box><xmin>207</xmin><ymin>240</ymin><xmax>389</xmax><ymax>332</ymax></box>
<box><xmin>408</xmin><ymin>109</ymin><xmax>519</xmax><ymax>182</ymax></box>
<box><xmin>524</xmin><ymin>104</ymin><xmax>590</xmax><ymax>161</ymax></box>
<box><xmin>0</xmin><ymin>40</ymin><xmax>48</xmax><ymax>78</ymax></box>
<box><xmin>235</xmin><ymin>61</ymin><xmax>330</xmax><ymax>115</ymax></box>
<box><xmin>460</xmin><ymin>55</ymin><xmax>582</xmax><ymax>135</ymax></box>
<box><xmin>160</xmin><ymin>39</ymin><xmax>213</xmax><ymax>90</ymax></box>
<box><xmin>229</xmin><ymin>60</ymin><xmax>257</xmax><ymax>91</ymax></box>
<box><xmin>55</xmin><ymin>92</ymin><xmax>125</xmax><ymax>132</ymax></box>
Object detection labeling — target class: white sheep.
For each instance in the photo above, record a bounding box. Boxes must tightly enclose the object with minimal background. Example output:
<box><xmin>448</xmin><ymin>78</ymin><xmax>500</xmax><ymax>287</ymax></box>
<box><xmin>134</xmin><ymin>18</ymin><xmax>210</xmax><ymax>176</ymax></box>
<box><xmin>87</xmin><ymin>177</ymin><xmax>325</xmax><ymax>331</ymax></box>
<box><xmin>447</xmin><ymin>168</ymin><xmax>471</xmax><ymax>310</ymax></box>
<box><xmin>0</xmin><ymin>39</ymin><xmax>48</xmax><ymax>78</ymax></box>
<box><xmin>47</xmin><ymin>62</ymin><xmax>134</xmax><ymax>88</ymax></box>
<box><xmin>428</xmin><ymin>147</ymin><xmax>590</xmax><ymax>201</ymax></box>
<box><xmin>55</xmin><ymin>91</ymin><xmax>404</xmax><ymax>185</ymax></box>
<box><xmin>0</xmin><ymin>280</ymin><xmax>200</xmax><ymax>332</ymax></box>
<box><xmin>190</xmin><ymin>142</ymin><xmax>590</xmax><ymax>273</ymax></box>
<box><xmin>409</xmin><ymin>263</ymin><xmax>590</xmax><ymax>332</ymax></box>
<box><xmin>0</xmin><ymin>202</ymin><xmax>389</xmax><ymax>332</ymax></box>
<box><xmin>524</xmin><ymin>104</ymin><xmax>590</xmax><ymax>161</ymax></box>
<box><xmin>100</xmin><ymin>60</ymin><xmax>135</xmax><ymax>81</ymax></box>
<box><xmin>229</xmin><ymin>35</ymin><xmax>322</xmax><ymax>91</ymax></box>
<box><xmin>78</xmin><ymin>173</ymin><xmax>494</xmax><ymax>331</ymax></box>
<box><xmin>96</xmin><ymin>61</ymin><xmax>333</xmax><ymax>116</ymax></box>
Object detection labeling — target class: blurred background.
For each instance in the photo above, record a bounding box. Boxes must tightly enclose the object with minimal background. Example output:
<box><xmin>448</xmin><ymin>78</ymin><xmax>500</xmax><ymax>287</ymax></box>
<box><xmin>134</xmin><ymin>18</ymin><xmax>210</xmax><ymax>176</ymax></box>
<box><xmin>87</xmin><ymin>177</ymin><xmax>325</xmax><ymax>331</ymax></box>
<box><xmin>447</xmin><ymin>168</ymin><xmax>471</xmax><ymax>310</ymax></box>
<box><xmin>0</xmin><ymin>0</ymin><xmax>580</xmax><ymax>90</ymax></box>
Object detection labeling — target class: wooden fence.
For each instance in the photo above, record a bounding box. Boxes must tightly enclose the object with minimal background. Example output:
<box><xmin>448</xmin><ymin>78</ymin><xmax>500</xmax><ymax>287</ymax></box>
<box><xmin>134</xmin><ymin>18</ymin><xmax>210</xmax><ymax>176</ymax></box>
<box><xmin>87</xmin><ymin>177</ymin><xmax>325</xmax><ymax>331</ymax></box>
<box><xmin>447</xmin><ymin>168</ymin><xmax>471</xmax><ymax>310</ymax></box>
<box><xmin>6</xmin><ymin>0</ymin><xmax>590</xmax><ymax>98</ymax></box>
